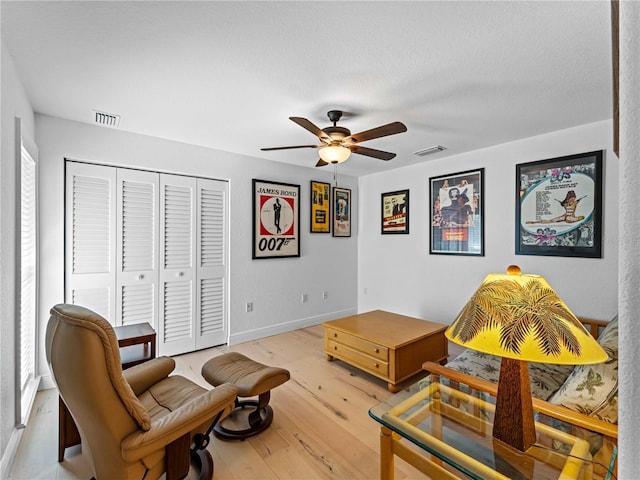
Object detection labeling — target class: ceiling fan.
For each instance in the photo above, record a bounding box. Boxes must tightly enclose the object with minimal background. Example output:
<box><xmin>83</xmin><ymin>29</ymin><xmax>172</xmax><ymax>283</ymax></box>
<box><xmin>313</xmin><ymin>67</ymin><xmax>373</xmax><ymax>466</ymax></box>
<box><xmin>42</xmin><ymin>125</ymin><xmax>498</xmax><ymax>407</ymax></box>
<box><xmin>261</xmin><ymin>110</ymin><xmax>407</xmax><ymax>167</ymax></box>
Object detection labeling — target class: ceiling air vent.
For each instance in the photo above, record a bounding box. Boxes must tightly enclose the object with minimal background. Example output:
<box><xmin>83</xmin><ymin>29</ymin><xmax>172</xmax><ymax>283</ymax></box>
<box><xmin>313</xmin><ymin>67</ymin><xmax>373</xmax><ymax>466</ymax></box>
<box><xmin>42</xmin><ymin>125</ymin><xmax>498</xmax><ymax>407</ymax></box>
<box><xmin>92</xmin><ymin>110</ymin><xmax>121</xmax><ymax>127</ymax></box>
<box><xmin>414</xmin><ymin>145</ymin><xmax>446</xmax><ymax>157</ymax></box>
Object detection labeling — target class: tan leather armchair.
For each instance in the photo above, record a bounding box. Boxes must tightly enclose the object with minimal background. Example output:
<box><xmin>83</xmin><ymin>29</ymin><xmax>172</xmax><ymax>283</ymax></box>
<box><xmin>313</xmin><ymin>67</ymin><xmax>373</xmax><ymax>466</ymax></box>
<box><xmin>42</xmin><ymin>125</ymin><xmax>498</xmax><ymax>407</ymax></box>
<box><xmin>45</xmin><ymin>304</ymin><xmax>238</xmax><ymax>480</ymax></box>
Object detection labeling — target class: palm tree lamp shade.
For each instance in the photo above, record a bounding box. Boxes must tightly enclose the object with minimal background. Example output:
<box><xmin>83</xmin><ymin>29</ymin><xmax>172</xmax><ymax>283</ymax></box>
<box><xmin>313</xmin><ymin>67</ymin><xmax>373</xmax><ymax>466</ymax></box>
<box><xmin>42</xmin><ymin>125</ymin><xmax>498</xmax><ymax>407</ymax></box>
<box><xmin>445</xmin><ymin>265</ymin><xmax>608</xmax><ymax>452</ymax></box>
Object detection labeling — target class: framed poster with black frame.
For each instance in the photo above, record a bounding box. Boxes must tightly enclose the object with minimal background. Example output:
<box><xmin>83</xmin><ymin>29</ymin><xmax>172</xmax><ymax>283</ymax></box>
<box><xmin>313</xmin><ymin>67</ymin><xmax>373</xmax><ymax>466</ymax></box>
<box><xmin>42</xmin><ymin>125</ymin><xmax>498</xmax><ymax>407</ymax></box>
<box><xmin>429</xmin><ymin>168</ymin><xmax>484</xmax><ymax>256</ymax></box>
<box><xmin>381</xmin><ymin>189</ymin><xmax>409</xmax><ymax>234</ymax></box>
<box><xmin>252</xmin><ymin>179</ymin><xmax>300</xmax><ymax>259</ymax></box>
<box><xmin>310</xmin><ymin>180</ymin><xmax>331</xmax><ymax>233</ymax></box>
<box><xmin>333</xmin><ymin>187</ymin><xmax>351</xmax><ymax>237</ymax></box>
<box><xmin>516</xmin><ymin>150</ymin><xmax>603</xmax><ymax>258</ymax></box>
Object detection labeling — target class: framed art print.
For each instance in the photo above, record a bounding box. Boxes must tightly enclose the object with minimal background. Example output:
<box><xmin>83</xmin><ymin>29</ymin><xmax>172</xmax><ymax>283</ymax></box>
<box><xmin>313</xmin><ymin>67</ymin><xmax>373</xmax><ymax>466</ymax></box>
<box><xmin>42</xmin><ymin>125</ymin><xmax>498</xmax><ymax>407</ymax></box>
<box><xmin>516</xmin><ymin>150</ymin><xmax>603</xmax><ymax>258</ymax></box>
<box><xmin>333</xmin><ymin>187</ymin><xmax>351</xmax><ymax>237</ymax></box>
<box><xmin>429</xmin><ymin>168</ymin><xmax>484</xmax><ymax>256</ymax></box>
<box><xmin>252</xmin><ymin>179</ymin><xmax>300</xmax><ymax>259</ymax></box>
<box><xmin>310</xmin><ymin>180</ymin><xmax>331</xmax><ymax>233</ymax></box>
<box><xmin>381</xmin><ymin>189</ymin><xmax>409</xmax><ymax>234</ymax></box>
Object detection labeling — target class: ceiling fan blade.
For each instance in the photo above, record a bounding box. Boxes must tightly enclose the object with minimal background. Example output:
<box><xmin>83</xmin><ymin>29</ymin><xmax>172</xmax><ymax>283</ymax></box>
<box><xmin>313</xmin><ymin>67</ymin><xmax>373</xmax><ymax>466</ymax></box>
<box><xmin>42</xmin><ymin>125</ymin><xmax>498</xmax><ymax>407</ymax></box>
<box><xmin>261</xmin><ymin>145</ymin><xmax>319</xmax><ymax>151</ymax></box>
<box><xmin>289</xmin><ymin>117</ymin><xmax>331</xmax><ymax>142</ymax></box>
<box><xmin>345</xmin><ymin>121</ymin><xmax>407</xmax><ymax>144</ymax></box>
<box><xmin>315</xmin><ymin>159</ymin><xmax>329</xmax><ymax>167</ymax></box>
<box><xmin>350</xmin><ymin>145</ymin><xmax>396</xmax><ymax>161</ymax></box>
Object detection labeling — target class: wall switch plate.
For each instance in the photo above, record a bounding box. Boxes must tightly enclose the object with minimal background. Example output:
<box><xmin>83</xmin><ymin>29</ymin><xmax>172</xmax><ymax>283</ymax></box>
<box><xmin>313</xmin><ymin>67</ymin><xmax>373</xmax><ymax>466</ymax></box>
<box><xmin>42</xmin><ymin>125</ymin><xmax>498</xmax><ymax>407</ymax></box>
<box><xmin>322</xmin><ymin>291</ymin><xmax>328</xmax><ymax>300</ymax></box>
<box><xmin>301</xmin><ymin>293</ymin><xmax>308</xmax><ymax>303</ymax></box>
<box><xmin>246</xmin><ymin>302</ymin><xmax>253</xmax><ymax>312</ymax></box>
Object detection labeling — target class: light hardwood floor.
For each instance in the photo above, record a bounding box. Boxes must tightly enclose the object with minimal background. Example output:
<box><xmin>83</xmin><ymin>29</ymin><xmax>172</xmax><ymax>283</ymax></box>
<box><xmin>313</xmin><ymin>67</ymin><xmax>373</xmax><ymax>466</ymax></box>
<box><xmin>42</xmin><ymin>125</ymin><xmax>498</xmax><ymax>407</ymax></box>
<box><xmin>9</xmin><ymin>325</ymin><xmax>462</xmax><ymax>480</ymax></box>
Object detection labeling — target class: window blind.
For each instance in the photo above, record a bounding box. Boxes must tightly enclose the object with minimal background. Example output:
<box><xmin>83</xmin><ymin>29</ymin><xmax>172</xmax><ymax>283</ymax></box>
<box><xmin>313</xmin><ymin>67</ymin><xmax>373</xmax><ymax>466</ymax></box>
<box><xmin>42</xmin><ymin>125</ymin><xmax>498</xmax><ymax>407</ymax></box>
<box><xmin>20</xmin><ymin>142</ymin><xmax>37</xmax><ymax>422</ymax></box>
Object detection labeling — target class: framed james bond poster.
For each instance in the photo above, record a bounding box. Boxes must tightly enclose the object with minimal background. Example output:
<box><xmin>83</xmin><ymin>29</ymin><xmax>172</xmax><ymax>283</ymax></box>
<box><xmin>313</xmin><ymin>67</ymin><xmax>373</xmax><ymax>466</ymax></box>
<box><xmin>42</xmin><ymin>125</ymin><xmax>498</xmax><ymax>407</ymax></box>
<box><xmin>252</xmin><ymin>179</ymin><xmax>300</xmax><ymax>259</ymax></box>
<box><xmin>516</xmin><ymin>150</ymin><xmax>603</xmax><ymax>258</ymax></box>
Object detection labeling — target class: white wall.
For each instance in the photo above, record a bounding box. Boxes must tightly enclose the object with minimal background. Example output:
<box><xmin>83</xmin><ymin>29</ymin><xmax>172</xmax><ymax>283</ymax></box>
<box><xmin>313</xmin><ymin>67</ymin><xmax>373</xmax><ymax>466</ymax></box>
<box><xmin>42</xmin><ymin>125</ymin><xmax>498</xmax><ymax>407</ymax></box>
<box><xmin>617</xmin><ymin>1</ymin><xmax>640</xmax><ymax>475</ymax></box>
<box><xmin>358</xmin><ymin>120</ymin><xmax>618</xmax><ymax>325</ymax></box>
<box><xmin>0</xmin><ymin>43</ymin><xmax>36</xmax><ymax>475</ymax></box>
<box><xmin>35</xmin><ymin>114</ymin><xmax>358</xmax><ymax>384</ymax></box>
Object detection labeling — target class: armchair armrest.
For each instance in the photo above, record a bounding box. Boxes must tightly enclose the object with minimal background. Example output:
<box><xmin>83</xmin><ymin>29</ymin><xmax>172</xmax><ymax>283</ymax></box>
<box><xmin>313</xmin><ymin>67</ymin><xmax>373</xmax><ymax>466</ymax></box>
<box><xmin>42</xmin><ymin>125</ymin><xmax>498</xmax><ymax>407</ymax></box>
<box><xmin>423</xmin><ymin>361</ymin><xmax>618</xmax><ymax>441</ymax></box>
<box><xmin>120</xmin><ymin>383</ymin><xmax>238</xmax><ymax>462</ymax></box>
<box><xmin>123</xmin><ymin>356</ymin><xmax>176</xmax><ymax>396</ymax></box>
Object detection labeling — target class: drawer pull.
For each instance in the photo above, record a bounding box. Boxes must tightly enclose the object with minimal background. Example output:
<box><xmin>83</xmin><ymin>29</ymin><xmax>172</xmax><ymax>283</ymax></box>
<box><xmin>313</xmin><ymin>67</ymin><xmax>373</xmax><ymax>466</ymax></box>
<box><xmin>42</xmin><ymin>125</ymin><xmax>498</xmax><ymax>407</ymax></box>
<box><xmin>374</xmin><ymin>348</ymin><xmax>379</xmax><ymax>353</ymax></box>
<box><xmin>334</xmin><ymin>333</ymin><xmax>338</xmax><ymax>337</ymax></box>
<box><xmin>334</xmin><ymin>346</ymin><xmax>338</xmax><ymax>350</ymax></box>
<box><xmin>374</xmin><ymin>363</ymin><xmax>379</xmax><ymax>368</ymax></box>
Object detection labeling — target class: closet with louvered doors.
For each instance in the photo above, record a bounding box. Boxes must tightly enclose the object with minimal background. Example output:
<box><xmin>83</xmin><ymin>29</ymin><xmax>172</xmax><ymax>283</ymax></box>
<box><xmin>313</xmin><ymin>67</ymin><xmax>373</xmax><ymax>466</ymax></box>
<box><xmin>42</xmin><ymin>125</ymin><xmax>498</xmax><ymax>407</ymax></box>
<box><xmin>64</xmin><ymin>161</ymin><xmax>229</xmax><ymax>356</ymax></box>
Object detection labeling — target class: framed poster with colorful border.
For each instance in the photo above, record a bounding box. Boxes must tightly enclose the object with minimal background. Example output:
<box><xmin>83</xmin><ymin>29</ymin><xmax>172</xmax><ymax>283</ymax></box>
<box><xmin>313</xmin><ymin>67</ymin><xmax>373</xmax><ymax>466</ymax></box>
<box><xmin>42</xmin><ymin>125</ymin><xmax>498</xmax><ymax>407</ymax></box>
<box><xmin>310</xmin><ymin>180</ymin><xmax>331</xmax><ymax>233</ymax></box>
<box><xmin>516</xmin><ymin>150</ymin><xmax>603</xmax><ymax>258</ymax></box>
<box><xmin>381</xmin><ymin>189</ymin><xmax>409</xmax><ymax>234</ymax></box>
<box><xmin>333</xmin><ymin>187</ymin><xmax>351</xmax><ymax>237</ymax></box>
<box><xmin>429</xmin><ymin>168</ymin><xmax>484</xmax><ymax>256</ymax></box>
<box><xmin>252</xmin><ymin>179</ymin><xmax>300</xmax><ymax>259</ymax></box>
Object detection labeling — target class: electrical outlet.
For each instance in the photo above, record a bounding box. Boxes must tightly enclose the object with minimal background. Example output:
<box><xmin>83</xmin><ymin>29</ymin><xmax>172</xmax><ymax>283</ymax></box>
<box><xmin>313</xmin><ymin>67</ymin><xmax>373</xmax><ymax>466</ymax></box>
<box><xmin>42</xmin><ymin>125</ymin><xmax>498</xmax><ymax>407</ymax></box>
<box><xmin>322</xmin><ymin>291</ymin><xmax>328</xmax><ymax>300</ymax></box>
<box><xmin>246</xmin><ymin>302</ymin><xmax>253</xmax><ymax>313</ymax></box>
<box><xmin>301</xmin><ymin>293</ymin><xmax>308</xmax><ymax>303</ymax></box>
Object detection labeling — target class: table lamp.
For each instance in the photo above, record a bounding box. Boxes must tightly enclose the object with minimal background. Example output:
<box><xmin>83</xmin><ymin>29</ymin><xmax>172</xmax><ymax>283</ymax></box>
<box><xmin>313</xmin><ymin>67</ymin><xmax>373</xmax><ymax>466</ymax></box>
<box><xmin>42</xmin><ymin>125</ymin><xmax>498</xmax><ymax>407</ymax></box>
<box><xmin>445</xmin><ymin>265</ymin><xmax>608</xmax><ymax>452</ymax></box>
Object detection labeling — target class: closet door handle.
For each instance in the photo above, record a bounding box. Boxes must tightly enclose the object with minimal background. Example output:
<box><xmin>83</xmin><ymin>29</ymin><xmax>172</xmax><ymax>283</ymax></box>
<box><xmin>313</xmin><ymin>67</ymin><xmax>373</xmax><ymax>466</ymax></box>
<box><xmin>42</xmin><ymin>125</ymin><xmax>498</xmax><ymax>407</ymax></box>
<box><xmin>137</xmin><ymin>274</ymin><xmax>144</xmax><ymax>280</ymax></box>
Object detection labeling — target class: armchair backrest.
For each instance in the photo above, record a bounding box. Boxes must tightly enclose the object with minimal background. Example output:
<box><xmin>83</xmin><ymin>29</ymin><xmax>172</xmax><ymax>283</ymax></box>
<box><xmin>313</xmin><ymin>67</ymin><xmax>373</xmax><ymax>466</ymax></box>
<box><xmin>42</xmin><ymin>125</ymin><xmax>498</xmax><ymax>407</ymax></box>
<box><xmin>45</xmin><ymin>304</ymin><xmax>150</xmax><ymax>477</ymax></box>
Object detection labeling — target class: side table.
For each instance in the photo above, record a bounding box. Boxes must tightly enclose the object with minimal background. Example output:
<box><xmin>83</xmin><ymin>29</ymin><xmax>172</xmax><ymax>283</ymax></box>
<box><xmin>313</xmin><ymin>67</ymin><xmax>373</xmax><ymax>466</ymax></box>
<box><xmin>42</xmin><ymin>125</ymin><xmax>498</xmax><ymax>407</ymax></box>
<box><xmin>115</xmin><ymin>322</ymin><xmax>156</xmax><ymax>369</ymax></box>
<box><xmin>58</xmin><ymin>322</ymin><xmax>157</xmax><ymax>461</ymax></box>
<box><xmin>369</xmin><ymin>364</ymin><xmax>617</xmax><ymax>480</ymax></box>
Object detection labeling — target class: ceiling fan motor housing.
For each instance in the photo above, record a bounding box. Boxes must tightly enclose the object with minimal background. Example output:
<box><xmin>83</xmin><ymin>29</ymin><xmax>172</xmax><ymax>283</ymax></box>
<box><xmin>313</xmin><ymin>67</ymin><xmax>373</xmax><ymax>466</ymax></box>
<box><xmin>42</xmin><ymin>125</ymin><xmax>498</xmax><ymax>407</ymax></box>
<box><xmin>322</xmin><ymin>126</ymin><xmax>350</xmax><ymax>142</ymax></box>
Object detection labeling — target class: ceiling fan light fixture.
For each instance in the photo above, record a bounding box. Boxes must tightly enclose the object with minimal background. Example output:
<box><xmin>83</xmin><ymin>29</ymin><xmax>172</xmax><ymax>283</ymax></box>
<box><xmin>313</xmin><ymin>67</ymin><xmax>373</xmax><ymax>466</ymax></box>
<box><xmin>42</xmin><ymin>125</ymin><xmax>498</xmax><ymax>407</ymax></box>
<box><xmin>319</xmin><ymin>145</ymin><xmax>351</xmax><ymax>163</ymax></box>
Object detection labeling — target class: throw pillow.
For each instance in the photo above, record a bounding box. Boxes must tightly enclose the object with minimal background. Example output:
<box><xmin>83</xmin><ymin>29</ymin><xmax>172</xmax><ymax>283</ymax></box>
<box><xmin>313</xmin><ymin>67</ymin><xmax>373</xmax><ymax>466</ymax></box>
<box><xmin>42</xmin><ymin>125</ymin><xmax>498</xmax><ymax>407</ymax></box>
<box><xmin>548</xmin><ymin>316</ymin><xmax>618</xmax><ymax>424</ymax></box>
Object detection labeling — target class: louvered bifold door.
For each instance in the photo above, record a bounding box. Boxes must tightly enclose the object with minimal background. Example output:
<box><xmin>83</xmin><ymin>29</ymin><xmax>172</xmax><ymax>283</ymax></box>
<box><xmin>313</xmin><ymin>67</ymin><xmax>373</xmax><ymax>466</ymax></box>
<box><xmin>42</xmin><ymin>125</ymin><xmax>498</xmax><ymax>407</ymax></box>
<box><xmin>65</xmin><ymin>162</ymin><xmax>116</xmax><ymax>321</ymax></box>
<box><xmin>158</xmin><ymin>174</ymin><xmax>197</xmax><ymax>356</ymax></box>
<box><xmin>195</xmin><ymin>178</ymin><xmax>228</xmax><ymax>349</ymax></box>
<box><xmin>116</xmin><ymin>169</ymin><xmax>159</xmax><ymax>328</ymax></box>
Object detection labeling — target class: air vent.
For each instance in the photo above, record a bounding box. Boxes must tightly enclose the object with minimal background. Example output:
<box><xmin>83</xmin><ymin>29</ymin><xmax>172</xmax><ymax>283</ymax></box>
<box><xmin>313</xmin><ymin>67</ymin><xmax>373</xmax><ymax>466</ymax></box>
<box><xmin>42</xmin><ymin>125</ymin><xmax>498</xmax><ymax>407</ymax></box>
<box><xmin>92</xmin><ymin>110</ymin><xmax>121</xmax><ymax>127</ymax></box>
<box><xmin>414</xmin><ymin>145</ymin><xmax>446</xmax><ymax>157</ymax></box>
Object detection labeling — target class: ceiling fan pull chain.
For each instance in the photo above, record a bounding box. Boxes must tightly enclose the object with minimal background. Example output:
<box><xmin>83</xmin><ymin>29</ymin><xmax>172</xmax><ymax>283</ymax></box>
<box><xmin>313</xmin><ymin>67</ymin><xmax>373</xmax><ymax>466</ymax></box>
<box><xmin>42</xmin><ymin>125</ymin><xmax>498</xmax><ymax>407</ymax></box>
<box><xmin>333</xmin><ymin>163</ymin><xmax>338</xmax><ymax>186</ymax></box>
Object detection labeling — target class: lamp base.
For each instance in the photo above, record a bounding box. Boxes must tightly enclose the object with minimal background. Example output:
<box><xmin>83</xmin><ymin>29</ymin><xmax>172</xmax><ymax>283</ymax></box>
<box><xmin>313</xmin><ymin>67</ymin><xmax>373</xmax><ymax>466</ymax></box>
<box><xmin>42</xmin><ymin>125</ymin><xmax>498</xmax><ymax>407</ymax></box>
<box><xmin>492</xmin><ymin>358</ymin><xmax>536</xmax><ymax>452</ymax></box>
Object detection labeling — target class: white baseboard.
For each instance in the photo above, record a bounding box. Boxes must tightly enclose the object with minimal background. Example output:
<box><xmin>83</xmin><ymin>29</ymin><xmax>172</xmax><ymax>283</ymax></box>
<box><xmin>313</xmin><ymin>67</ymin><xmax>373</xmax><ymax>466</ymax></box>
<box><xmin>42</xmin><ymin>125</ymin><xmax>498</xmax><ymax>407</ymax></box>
<box><xmin>228</xmin><ymin>308</ymin><xmax>356</xmax><ymax>345</ymax></box>
<box><xmin>0</xmin><ymin>426</ymin><xmax>25</xmax><ymax>480</ymax></box>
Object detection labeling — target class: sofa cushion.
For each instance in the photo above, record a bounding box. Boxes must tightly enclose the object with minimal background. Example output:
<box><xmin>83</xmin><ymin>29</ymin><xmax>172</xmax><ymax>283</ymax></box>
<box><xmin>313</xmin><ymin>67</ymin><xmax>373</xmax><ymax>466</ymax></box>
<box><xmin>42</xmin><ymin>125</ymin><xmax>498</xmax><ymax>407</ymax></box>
<box><xmin>445</xmin><ymin>349</ymin><xmax>574</xmax><ymax>401</ymax></box>
<box><xmin>547</xmin><ymin>316</ymin><xmax>618</xmax><ymax>424</ymax></box>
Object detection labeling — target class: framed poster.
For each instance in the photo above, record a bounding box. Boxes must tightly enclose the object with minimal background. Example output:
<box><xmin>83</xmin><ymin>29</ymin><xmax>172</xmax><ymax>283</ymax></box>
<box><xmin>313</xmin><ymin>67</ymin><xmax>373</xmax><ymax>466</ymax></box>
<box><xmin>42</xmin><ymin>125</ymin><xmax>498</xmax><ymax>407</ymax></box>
<box><xmin>252</xmin><ymin>179</ymin><xmax>300</xmax><ymax>259</ymax></box>
<box><xmin>310</xmin><ymin>180</ymin><xmax>331</xmax><ymax>233</ymax></box>
<box><xmin>429</xmin><ymin>168</ymin><xmax>484</xmax><ymax>256</ymax></box>
<box><xmin>381</xmin><ymin>189</ymin><xmax>409</xmax><ymax>234</ymax></box>
<box><xmin>516</xmin><ymin>150</ymin><xmax>603</xmax><ymax>258</ymax></box>
<box><xmin>333</xmin><ymin>187</ymin><xmax>351</xmax><ymax>237</ymax></box>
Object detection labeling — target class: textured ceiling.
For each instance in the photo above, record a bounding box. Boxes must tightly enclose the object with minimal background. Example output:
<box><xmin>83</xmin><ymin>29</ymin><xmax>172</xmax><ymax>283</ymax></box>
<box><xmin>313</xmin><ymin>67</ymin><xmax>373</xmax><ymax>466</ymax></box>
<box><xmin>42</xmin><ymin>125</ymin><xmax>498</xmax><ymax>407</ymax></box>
<box><xmin>1</xmin><ymin>1</ymin><xmax>613</xmax><ymax>176</ymax></box>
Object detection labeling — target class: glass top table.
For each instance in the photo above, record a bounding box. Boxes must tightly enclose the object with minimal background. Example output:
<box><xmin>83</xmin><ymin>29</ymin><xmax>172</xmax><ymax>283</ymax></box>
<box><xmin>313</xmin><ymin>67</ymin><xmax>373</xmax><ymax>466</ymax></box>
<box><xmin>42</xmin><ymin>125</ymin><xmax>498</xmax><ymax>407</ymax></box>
<box><xmin>369</xmin><ymin>366</ymin><xmax>616</xmax><ymax>480</ymax></box>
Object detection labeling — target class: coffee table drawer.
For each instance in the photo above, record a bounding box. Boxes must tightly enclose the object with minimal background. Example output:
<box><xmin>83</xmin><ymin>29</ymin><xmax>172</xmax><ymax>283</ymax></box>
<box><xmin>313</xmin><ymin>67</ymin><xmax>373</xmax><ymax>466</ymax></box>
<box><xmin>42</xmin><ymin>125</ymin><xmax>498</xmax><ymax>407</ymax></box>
<box><xmin>325</xmin><ymin>328</ymin><xmax>389</xmax><ymax>361</ymax></box>
<box><xmin>327</xmin><ymin>340</ymin><xmax>390</xmax><ymax>377</ymax></box>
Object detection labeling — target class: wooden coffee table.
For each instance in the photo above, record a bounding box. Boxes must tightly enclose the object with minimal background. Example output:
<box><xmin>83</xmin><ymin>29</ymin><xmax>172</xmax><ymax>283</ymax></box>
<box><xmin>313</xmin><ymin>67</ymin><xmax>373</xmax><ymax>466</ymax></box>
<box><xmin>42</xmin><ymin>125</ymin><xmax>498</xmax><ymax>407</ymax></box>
<box><xmin>323</xmin><ymin>310</ymin><xmax>448</xmax><ymax>392</ymax></box>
